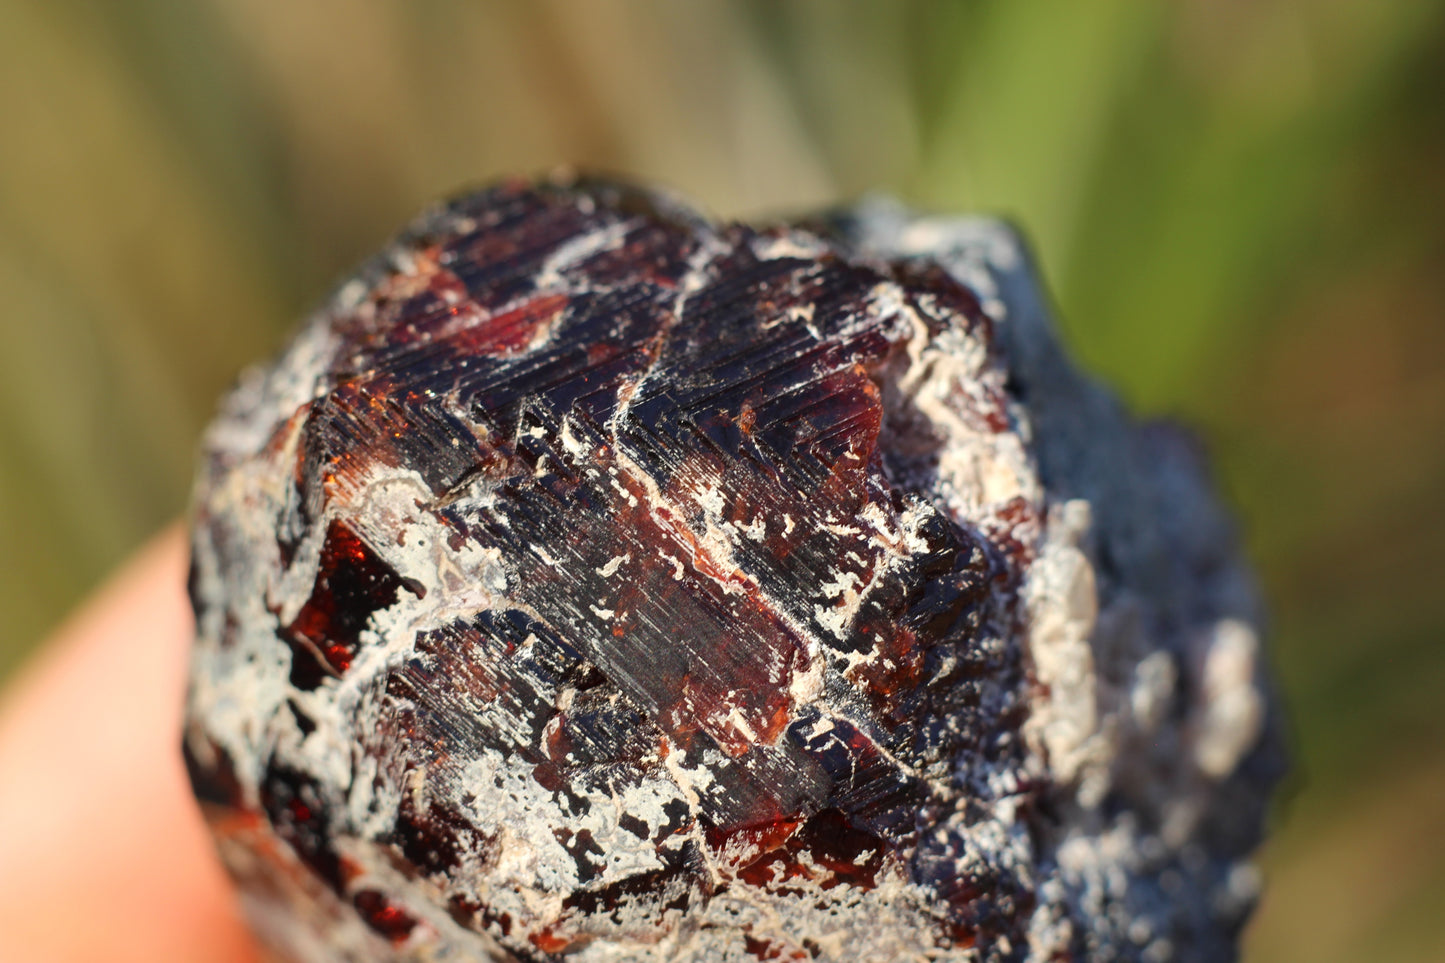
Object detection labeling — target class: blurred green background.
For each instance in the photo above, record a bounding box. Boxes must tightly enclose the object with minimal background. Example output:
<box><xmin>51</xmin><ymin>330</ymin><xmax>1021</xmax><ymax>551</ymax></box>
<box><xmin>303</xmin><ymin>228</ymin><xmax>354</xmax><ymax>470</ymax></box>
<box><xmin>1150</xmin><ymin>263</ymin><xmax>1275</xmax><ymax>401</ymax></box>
<box><xmin>1</xmin><ymin>1</ymin><xmax>1442</xmax><ymax>959</ymax></box>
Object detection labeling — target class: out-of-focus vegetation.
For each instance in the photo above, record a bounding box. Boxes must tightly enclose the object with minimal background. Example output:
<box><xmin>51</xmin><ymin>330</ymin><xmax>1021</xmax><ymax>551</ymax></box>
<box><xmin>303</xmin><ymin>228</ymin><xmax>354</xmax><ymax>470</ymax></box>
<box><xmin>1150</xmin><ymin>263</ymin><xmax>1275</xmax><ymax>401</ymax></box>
<box><xmin>1</xmin><ymin>1</ymin><xmax>1441</xmax><ymax>959</ymax></box>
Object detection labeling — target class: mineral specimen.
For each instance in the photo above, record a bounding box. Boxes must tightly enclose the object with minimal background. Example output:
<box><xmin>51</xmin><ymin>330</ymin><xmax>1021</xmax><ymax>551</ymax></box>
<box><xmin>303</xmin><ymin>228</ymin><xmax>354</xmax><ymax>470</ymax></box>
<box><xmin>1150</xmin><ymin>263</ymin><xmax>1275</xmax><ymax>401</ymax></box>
<box><xmin>184</xmin><ymin>176</ymin><xmax>1281</xmax><ymax>962</ymax></box>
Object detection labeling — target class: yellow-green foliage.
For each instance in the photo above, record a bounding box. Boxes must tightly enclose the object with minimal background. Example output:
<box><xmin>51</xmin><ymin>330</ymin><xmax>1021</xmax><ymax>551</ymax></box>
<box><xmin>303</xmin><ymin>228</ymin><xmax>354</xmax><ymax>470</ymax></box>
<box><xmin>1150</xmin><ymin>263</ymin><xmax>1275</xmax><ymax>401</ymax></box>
<box><xmin>1</xmin><ymin>3</ymin><xmax>1442</xmax><ymax>959</ymax></box>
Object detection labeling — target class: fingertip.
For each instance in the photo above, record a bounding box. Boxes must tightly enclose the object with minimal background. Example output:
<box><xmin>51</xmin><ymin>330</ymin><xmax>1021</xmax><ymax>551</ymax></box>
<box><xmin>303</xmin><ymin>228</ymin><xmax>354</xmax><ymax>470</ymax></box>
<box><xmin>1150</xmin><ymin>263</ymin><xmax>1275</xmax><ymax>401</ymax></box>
<box><xmin>0</xmin><ymin>525</ymin><xmax>262</xmax><ymax>963</ymax></box>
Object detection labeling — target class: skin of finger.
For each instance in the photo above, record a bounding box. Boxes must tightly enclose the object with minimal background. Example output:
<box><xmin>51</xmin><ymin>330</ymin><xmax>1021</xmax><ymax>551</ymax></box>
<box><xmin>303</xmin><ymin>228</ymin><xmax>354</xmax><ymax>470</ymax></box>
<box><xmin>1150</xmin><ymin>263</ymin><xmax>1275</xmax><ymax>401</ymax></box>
<box><xmin>0</xmin><ymin>526</ymin><xmax>262</xmax><ymax>963</ymax></box>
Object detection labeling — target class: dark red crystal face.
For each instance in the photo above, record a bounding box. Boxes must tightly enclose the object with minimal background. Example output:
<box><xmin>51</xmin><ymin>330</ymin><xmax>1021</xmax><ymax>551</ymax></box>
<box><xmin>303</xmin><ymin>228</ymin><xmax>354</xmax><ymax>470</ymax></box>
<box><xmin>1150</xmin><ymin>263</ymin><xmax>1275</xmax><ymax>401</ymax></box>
<box><xmin>185</xmin><ymin>178</ymin><xmax>1277</xmax><ymax>963</ymax></box>
<box><xmin>282</xmin><ymin>520</ymin><xmax>417</xmax><ymax>687</ymax></box>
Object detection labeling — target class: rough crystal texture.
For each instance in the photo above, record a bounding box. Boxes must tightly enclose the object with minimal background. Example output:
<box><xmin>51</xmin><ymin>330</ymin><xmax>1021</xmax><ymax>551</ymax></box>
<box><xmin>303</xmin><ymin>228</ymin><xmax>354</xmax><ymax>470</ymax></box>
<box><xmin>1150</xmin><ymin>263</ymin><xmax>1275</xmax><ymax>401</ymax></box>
<box><xmin>184</xmin><ymin>177</ymin><xmax>1281</xmax><ymax>962</ymax></box>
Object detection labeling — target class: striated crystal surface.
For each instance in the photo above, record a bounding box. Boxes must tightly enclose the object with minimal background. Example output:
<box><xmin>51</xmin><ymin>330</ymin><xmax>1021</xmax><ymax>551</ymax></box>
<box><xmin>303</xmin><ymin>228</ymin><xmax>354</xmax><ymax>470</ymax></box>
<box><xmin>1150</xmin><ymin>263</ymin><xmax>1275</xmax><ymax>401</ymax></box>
<box><xmin>184</xmin><ymin>176</ymin><xmax>1281</xmax><ymax>962</ymax></box>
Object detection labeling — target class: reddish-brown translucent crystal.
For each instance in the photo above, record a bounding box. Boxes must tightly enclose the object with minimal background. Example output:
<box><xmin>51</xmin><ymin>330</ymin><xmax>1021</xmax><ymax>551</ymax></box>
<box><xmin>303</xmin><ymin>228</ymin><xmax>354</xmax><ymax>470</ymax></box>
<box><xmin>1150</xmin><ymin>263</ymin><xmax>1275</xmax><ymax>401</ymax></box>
<box><xmin>184</xmin><ymin>177</ymin><xmax>1280</xmax><ymax>963</ymax></box>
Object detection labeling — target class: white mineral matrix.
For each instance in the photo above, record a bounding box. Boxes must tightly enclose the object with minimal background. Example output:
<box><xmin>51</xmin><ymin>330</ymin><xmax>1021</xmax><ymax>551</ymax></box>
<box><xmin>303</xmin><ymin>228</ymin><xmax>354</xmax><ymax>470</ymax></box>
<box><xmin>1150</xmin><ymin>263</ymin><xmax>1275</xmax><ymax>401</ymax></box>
<box><xmin>184</xmin><ymin>177</ymin><xmax>1283</xmax><ymax>962</ymax></box>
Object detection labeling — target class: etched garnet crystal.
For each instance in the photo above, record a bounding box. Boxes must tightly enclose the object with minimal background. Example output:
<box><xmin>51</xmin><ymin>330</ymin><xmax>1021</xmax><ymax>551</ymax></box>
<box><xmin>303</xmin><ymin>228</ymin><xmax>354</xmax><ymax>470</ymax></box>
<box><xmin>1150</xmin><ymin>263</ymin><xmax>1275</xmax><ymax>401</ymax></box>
<box><xmin>184</xmin><ymin>176</ymin><xmax>1281</xmax><ymax>962</ymax></box>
